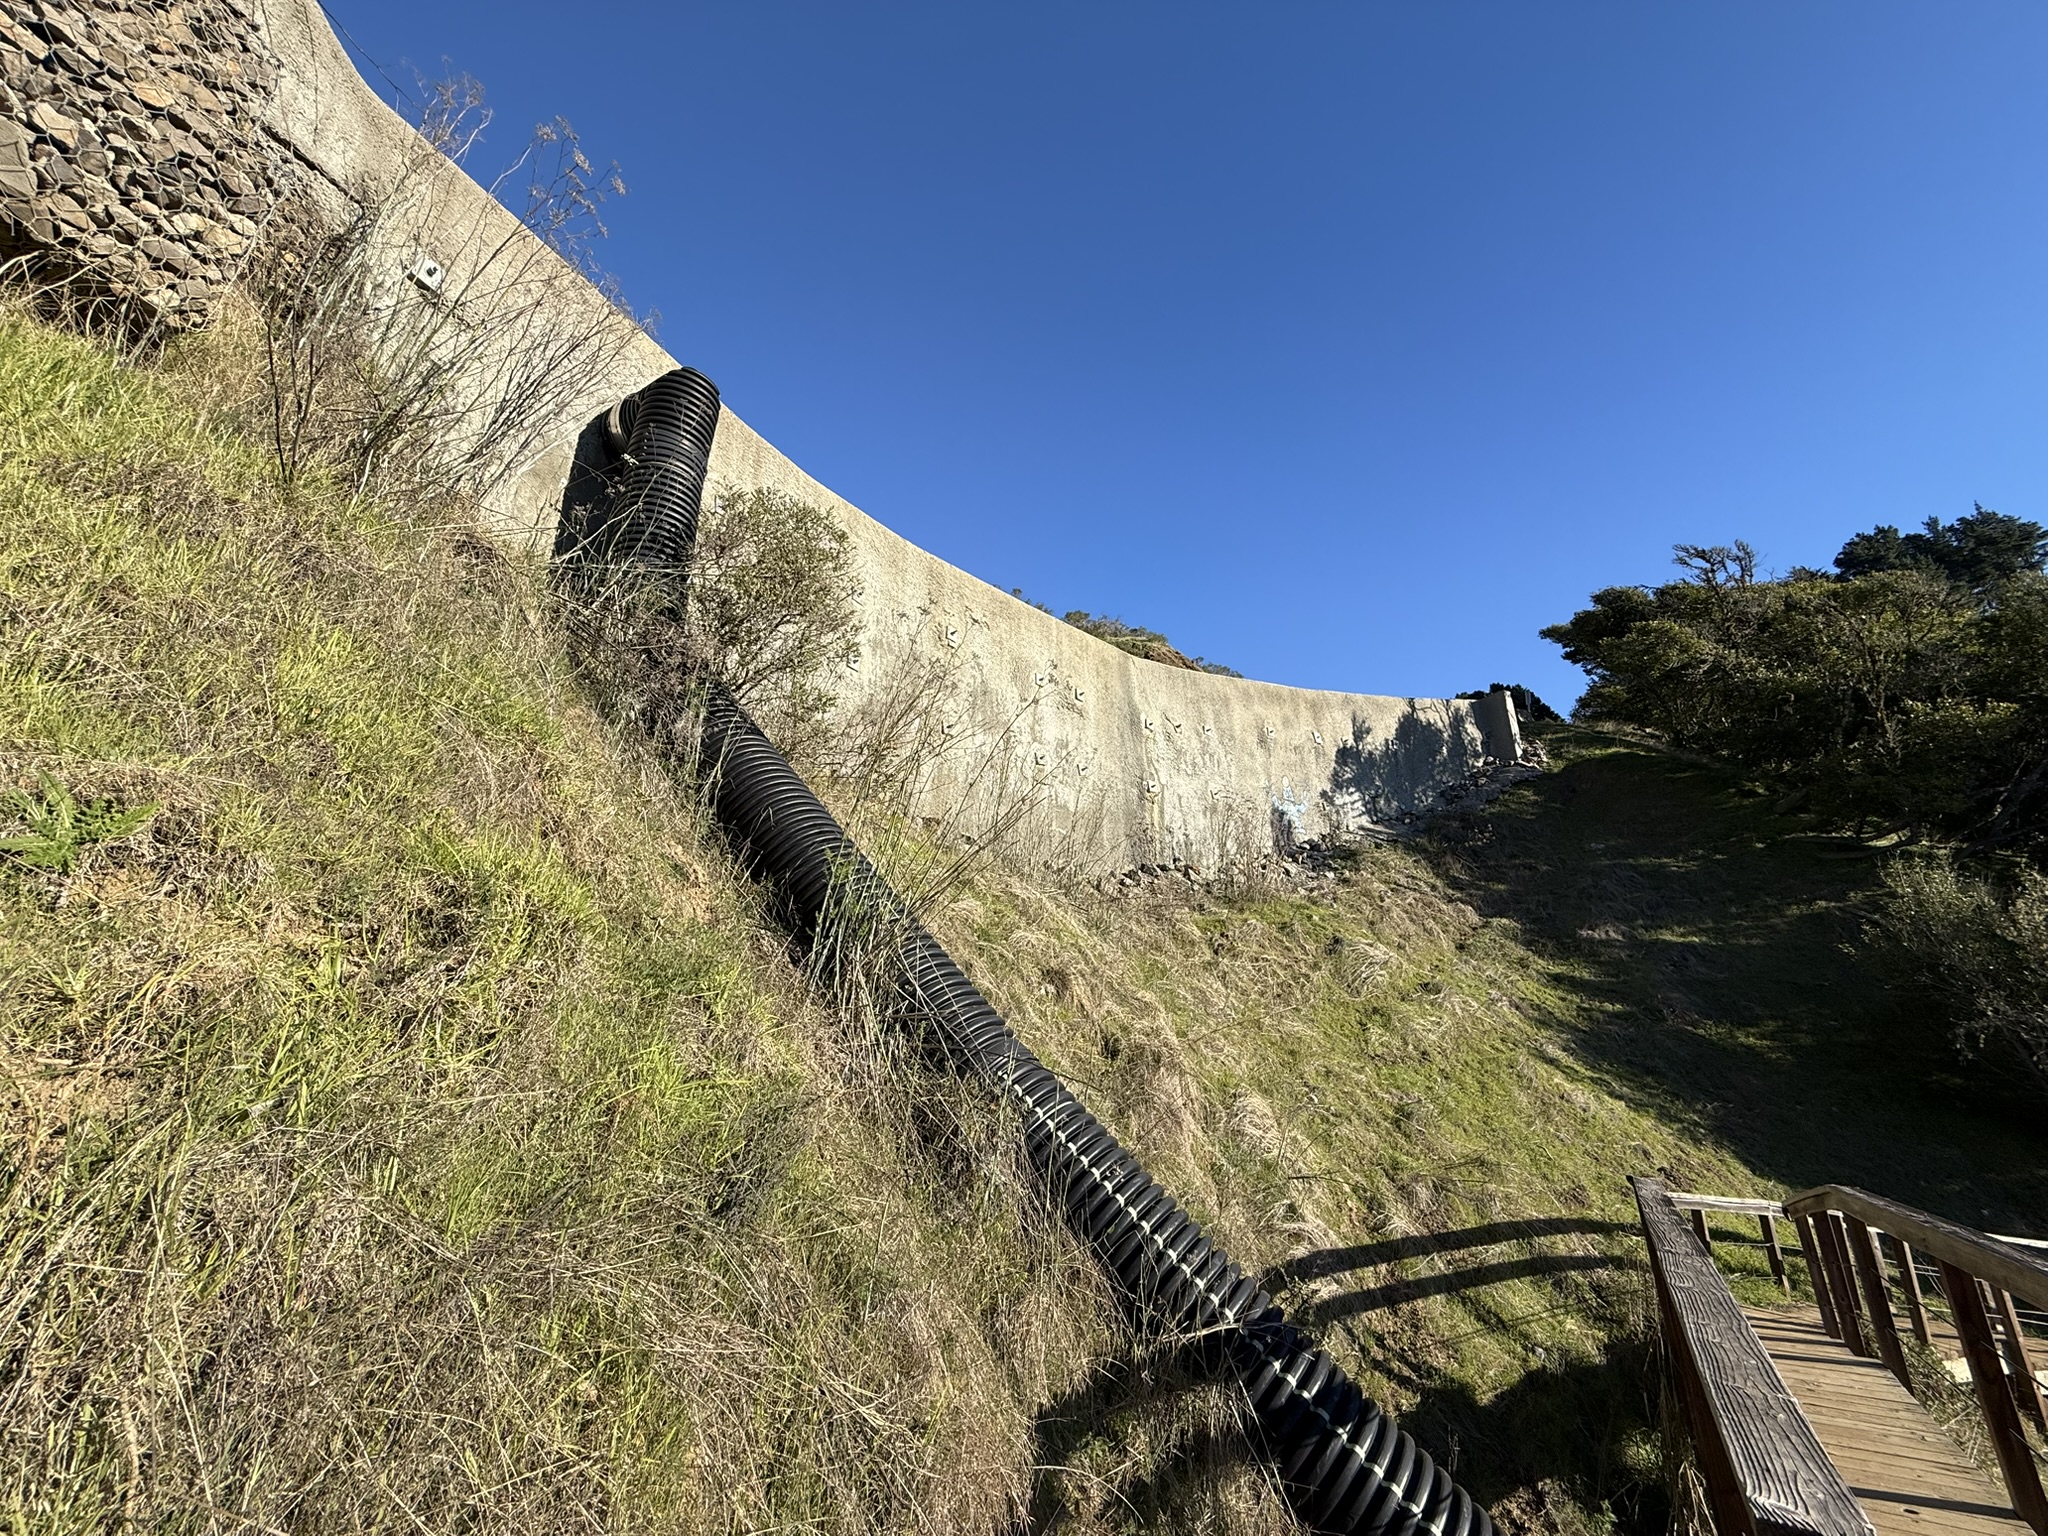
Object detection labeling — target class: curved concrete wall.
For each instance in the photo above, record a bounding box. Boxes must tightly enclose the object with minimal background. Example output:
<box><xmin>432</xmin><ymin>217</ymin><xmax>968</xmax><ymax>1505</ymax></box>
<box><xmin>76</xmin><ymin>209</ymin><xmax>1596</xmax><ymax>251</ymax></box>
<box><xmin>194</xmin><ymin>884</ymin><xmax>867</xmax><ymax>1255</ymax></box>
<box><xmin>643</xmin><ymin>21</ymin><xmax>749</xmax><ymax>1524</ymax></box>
<box><xmin>704</xmin><ymin>422</ymin><xmax>1518</xmax><ymax>870</ymax></box>
<box><xmin>6</xmin><ymin>0</ymin><xmax>1520</xmax><ymax>871</ymax></box>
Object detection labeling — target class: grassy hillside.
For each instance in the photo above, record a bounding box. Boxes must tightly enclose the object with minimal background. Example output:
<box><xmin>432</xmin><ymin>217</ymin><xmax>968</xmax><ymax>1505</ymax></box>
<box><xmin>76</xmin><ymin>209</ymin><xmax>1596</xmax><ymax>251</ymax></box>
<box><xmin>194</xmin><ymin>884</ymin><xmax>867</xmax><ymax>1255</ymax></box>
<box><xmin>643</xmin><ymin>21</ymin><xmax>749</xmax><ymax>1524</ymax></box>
<box><xmin>2</xmin><ymin>306</ymin><xmax>2040</xmax><ymax>1536</ymax></box>
<box><xmin>924</xmin><ymin>728</ymin><xmax>2047</xmax><ymax>1531</ymax></box>
<box><xmin>1432</xmin><ymin>728</ymin><xmax>2047</xmax><ymax>1227</ymax></box>
<box><xmin>0</xmin><ymin>310</ymin><xmax>1106</xmax><ymax>1533</ymax></box>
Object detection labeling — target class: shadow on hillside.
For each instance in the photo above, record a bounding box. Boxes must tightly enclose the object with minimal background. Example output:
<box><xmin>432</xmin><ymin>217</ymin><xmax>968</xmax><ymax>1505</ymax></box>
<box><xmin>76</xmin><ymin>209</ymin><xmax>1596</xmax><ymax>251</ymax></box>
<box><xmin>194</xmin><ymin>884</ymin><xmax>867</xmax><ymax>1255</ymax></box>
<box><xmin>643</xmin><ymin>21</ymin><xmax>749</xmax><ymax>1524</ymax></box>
<box><xmin>1021</xmin><ymin>1342</ymin><xmax>1260</xmax><ymax>1534</ymax></box>
<box><xmin>552</xmin><ymin>410</ymin><xmax>623</xmax><ymax>563</ymax></box>
<box><xmin>1019</xmin><ymin>1332</ymin><xmax>1644</xmax><ymax>1536</ymax></box>
<box><xmin>1383</xmin><ymin>1336</ymin><xmax>1669</xmax><ymax>1536</ymax></box>
<box><xmin>1421</xmin><ymin>728</ymin><xmax>2048</xmax><ymax>1232</ymax></box>
<box><xmin>1271</xmin><ymin>1216</ymin><xmax>1631</xmax><ymax>1288</ymax></box>
<box><xmin>1294</xmin><ymin>1252</ymin><xmax>1625</xmax><ymax>1330</ymax></box>
<box><xmin>1275</xmin><ymin>1218</ymin><xmax>1637</xmax><ymax>1334</ymax></box>
<box><xmin>1022</xmin><ymin>1219</ymin><xmax>1655</xmax><ymax>1534</ymax></box>
<box><xmin>1268</xmin><ymin>1218</ymin><xmax>1659</xmax><ymax>1530</ymax></box>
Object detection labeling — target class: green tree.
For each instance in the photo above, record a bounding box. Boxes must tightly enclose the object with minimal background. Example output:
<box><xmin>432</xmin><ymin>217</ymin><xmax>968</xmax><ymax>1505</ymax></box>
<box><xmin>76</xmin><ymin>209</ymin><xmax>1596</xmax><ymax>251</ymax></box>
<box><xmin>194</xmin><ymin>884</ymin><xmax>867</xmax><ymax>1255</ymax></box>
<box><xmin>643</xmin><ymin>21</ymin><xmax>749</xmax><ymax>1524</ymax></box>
<box><xmin>1833</xmin><ymin>506</ymin><xmax>2047</xmax><ymax>591</ymax></box>
<box><xmin>1542</xmin><ymin>547</ymin><xmax>2046</xmax><ymax>852</ymax></box>
<box><xmin>1832</xmin><ymin>524</ymin><xmax>1923</xmax><ymax>581</ymax></box>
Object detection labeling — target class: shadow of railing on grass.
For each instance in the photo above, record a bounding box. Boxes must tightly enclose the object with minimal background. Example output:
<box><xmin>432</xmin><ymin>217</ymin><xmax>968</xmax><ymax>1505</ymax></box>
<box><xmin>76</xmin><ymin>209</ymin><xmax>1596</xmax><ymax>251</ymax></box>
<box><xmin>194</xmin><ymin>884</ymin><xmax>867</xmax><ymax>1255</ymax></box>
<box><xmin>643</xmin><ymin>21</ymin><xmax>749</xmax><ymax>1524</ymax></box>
<box><xmin>1292</xmin><ymin>1253</ymin><xmax>1630</xmax><ymax>1330</ymax></box>
<box><xmin>1271</xmin><ymin>1218</ymin><xmax>1633</xmax><ymax>1290</ymax></box>
<box><xmin>1022</xmin><ymin>1340</ymin><xmax>1261</xmax><ymax>1534</ymax></box>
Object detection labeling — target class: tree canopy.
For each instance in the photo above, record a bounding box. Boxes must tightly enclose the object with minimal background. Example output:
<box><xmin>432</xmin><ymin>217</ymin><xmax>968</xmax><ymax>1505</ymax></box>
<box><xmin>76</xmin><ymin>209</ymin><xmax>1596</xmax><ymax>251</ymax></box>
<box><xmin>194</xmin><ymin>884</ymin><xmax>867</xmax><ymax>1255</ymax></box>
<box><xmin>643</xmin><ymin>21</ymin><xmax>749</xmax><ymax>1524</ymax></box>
<box><xmin>1541</xmin><ymin>512</ymin><xmax>2048</xmax><ymax>857</ymax></box>
<box><xmin>1832</xmin><ymin>505</ymin><xmax>2047</xmax><ymax>590</ymax></box>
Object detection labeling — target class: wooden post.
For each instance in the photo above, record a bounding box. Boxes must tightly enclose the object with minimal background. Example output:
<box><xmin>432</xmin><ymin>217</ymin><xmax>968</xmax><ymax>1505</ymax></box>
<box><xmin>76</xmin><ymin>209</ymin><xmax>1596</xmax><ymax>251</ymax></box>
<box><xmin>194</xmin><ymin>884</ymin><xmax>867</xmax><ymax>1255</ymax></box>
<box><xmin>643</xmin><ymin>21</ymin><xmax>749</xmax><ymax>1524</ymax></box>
<box><xmin>1692</xmin><ymin>1207</ymin><xmax>1713</xmax><ymax>1253</ymax></box>
<box><xmin>1845</xmin><ymin>1214</ymin><xmax>1910</xmax><ymax>1387</ymax></box>
<box><xmin>1894</xmin><ymin>1238</ymin><xmax>1931</xmax><ymax>1346</ymax></box>
<box><xmin>1820</xmin><ymin>1214</ymin><xmax>1870</xmax><ymax>1358</ymax></box>
<box><xmin>1797</xmin><ymin>1214</ymin><xmax>1842</xmax><ymax>1338</ymax></box>
<box><xmin>1939</xmin><ymin>1259</ymin><xmax>2048</xmax><ymax>1536</ymax></box>
<box><xmin>1760</xmin><ymin>1213</ymin><xmax>1790</xmax><ymax>1295</ymax></box>
<box><xmin>1989</xmin><ymin>1285</ymin><xmax>2048</xmax><ymax>1431</ymax></box>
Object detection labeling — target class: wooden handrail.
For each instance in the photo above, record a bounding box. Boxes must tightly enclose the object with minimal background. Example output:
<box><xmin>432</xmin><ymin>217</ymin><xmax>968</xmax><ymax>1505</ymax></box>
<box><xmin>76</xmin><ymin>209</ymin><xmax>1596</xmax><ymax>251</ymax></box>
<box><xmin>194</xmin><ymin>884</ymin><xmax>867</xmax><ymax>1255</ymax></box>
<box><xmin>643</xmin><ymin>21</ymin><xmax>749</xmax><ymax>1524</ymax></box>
<box><xmin>1671</xmin><ymin>1192</ymin><xmax>1796</xmax><ymax>1295</ymax></box>
<box><xmin>1632</xmin><ymin>1177</ymin><xmax>1874</xmax><ymax>1536</ymax></box>
<box><xmin>1784</xmin><ymin>1185</ymin><xmax>2048</xmax><ymax>1316</ymax></box>
<box><xmin>1672</xmin><ymin>1192</ymin><xmax>1788</xmax><ymax>1217</ymax></box>
<box><xmin>1778</xmin><ymin>1183</ymin><xmax>2048</xmax><ymax>1535</ymax></box>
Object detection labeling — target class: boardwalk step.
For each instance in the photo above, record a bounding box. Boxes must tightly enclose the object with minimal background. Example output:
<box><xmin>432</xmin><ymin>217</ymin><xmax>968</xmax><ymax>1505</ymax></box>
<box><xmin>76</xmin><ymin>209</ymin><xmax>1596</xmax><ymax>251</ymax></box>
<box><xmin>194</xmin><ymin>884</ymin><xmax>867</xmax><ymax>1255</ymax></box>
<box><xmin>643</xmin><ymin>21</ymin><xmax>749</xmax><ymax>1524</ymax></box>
<box><xmin>1744</xmin><ymin>1304</ymin><xmax>2030</xmax><ymax>1536</ymax></box>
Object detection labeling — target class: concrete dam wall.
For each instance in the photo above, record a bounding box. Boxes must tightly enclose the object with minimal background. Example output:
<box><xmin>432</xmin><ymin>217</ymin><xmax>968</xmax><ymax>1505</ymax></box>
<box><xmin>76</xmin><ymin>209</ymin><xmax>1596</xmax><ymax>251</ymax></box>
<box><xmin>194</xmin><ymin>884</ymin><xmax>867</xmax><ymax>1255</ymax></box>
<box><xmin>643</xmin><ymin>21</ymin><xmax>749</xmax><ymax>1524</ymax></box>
<box><xmin>0</xmin><ymin>0</ymin><xmax>1523</xmax><ymax>871</ymax></box>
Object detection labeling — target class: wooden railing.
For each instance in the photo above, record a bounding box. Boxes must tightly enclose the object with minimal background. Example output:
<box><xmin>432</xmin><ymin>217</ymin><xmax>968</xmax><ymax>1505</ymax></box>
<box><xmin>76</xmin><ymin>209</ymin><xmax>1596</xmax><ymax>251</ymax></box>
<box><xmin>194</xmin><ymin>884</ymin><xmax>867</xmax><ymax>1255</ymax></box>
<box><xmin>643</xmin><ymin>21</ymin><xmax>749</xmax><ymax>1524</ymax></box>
<box><xmin>1783</xmin><ymin>1184</ymin><xmax>2048</xmax><ymax>1535</ymax></box>
<box><xmin>1667</xmin><ymin>1191</ymin><xmax>1798</xmax><ymax>1296</ymax></box>
<box><xmin>1631</xmin><ymin>1177</ymin><xmax>1875</xmax><ymax>1536</ymax></box>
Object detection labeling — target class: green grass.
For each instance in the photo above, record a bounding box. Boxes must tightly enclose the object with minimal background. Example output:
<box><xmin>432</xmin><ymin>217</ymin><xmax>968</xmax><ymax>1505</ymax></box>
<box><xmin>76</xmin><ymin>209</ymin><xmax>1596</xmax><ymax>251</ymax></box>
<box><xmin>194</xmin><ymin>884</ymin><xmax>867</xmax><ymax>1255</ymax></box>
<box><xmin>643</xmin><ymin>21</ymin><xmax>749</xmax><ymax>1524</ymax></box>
<box><xmin>5</xmin><ymin>304</ymin><xmax>2040</xmax><ymax>1536</ymax></box>
<box><xmin>0</xmin><ymin>309</ymin><xmax>1098</xmax><ymax>1534</ymax></box>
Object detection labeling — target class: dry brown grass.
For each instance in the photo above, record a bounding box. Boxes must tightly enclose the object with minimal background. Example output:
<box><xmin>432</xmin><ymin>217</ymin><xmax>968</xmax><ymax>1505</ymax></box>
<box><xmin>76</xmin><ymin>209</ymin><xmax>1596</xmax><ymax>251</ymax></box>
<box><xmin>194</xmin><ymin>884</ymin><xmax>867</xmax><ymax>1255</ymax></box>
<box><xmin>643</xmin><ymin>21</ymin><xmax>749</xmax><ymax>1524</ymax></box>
<box><xmin>0</xmin><ymin>306</ymin><xmax>1116</xmax><ymax>1534</ymax></box>
<box><xmin>10</xmin><ymin>286</ymin><xmax>2023</xmax><ymax>1536</ymax></box>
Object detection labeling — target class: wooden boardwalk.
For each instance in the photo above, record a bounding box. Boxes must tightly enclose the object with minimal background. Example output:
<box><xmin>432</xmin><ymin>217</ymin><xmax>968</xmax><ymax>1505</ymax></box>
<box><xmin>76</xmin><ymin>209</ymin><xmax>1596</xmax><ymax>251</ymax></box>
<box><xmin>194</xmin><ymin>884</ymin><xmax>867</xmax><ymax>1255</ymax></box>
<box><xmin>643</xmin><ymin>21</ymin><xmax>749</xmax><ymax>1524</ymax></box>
<box><xmin>1745</xmin><ymin>1305</ymin><xmax>2030</xmax><ymax>1536</ymax></box>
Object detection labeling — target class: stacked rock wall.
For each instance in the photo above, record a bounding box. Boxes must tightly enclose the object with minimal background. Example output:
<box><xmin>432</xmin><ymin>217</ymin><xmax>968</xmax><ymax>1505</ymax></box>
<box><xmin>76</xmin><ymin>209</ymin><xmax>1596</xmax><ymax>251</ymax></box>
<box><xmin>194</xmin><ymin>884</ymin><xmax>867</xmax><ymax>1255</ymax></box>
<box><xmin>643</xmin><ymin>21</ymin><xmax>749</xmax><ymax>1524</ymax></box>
<box><xmin>0</xmin><ymin>0</ymin><xmax>288</xmax><ymax>326</ymax></box>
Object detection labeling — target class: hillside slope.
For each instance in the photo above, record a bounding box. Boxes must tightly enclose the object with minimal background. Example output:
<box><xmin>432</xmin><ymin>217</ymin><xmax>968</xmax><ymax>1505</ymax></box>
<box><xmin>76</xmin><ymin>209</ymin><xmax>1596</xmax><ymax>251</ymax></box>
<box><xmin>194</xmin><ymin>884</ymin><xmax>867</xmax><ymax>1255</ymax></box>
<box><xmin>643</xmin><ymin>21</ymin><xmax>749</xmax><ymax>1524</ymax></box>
<box><xmin>919</xmin><ymin>728</ymin><xmax>2047</xmax><ymax>1531</ymax></box>
<box><xmin>1432</xmin><ymin>728</ymin><xmax>2047</xmax><ymax>1227</ymax></box>
<box><xmin>0</xmin><ymin>310</ymin><xmax>1106</xmax><ymax>1533</ymax></box>
<box><xmin>3</xmin><ymin>309</ymin><xmax>2040</xmax><ymax>1536</ymax></box>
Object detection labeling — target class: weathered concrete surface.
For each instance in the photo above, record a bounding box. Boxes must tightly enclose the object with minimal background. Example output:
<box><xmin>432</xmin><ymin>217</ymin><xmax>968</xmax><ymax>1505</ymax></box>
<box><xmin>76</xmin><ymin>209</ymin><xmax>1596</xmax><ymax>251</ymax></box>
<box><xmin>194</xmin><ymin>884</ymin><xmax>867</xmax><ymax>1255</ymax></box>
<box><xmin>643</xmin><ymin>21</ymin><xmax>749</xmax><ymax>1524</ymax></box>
<box><xmin>15</xmin><ymin>0</ymin><xmax>1523</xmax><ymax>870</ymax></box>
<box><xmin>707</xmin><ymin>421</ymin><xmax>1519</xmax><ymax>869</ymax></box>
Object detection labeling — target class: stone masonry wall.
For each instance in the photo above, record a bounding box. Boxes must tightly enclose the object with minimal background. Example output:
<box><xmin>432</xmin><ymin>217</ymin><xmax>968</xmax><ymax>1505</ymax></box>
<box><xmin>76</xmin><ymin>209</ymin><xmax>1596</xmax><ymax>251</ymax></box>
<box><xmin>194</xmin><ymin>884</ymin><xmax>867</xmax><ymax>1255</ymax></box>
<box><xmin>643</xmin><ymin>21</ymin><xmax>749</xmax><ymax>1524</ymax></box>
<box><xmin>0</xmin><ymin>0</ymin><xmax>286</xmax><ymax>326</ymax></box>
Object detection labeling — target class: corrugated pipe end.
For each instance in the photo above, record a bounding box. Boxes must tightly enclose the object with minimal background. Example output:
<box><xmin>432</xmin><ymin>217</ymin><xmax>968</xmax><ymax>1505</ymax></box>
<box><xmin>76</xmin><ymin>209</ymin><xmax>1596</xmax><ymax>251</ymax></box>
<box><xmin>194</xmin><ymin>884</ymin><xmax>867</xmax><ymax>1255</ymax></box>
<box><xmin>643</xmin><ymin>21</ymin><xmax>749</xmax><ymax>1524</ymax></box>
<box><xmin>609</xmin><ymin>367</ymin><xmax>722</xmax><ymax>578</ymax></box>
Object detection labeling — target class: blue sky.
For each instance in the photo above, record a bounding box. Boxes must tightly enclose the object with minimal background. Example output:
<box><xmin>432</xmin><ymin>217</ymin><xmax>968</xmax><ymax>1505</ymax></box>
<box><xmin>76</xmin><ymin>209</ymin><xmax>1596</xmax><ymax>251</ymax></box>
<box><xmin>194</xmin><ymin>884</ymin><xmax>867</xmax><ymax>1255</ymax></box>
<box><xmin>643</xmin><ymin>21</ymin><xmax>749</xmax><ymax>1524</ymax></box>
<box><xmin>323</xmin><ymin>1</ymin><xmax>2048</xmax><ymax>706</ymax></box>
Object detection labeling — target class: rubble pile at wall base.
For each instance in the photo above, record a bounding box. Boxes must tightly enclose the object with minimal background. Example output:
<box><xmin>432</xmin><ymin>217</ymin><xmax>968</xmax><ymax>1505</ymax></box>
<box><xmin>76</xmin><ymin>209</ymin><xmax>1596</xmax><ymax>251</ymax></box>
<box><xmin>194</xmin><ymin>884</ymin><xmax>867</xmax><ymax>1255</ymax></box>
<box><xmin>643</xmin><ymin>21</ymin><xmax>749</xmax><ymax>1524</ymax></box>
<box><xmin>1097</xmin><ymin>736</ymin><xmax>1549</xmax><ymax>896</ymax></box>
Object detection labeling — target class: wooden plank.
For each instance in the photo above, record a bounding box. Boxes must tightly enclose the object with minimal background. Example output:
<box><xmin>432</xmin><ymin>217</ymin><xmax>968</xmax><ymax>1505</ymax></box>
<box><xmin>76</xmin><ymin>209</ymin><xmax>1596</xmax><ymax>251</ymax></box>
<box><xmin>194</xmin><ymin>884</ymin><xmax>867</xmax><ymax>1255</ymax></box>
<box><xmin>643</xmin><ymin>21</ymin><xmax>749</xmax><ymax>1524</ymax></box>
<box><xmin>1746</xmin><ymin>1306</ymin><xmax>2031</xmax><ymax>1536</ymax></box>
<box><xmin>1847</xmin><ymin>1215</ymin><xmax>1912</xmax><ymax>1387</ymax></box>
<box><xmin>1655</xmin><ymin>1244</ymin><xmax>1760</xmax><ymax>1536</ymax></box>
<box><xmin>1677</xmin><ymin>1192</ymin><xmax>1793</xmax><ymax>1216</ymax></box>
<box><xmin>1938</xmin><ymin>1260</ymin><xmax>2048</xmax><ymax>1536</ymax></box>
<box><xmin>1897</xmin><ymin>1240</ymin><xmax>1933</xmax><ymax>1347</ymax></box>
<box><xmin>1844</xmin><ymin>1505</ymin><xmax>2033</xmax><ymax>1536</ymax></box>
<box><xmin>1634</xmin><ymin>1178</ymin><xmax>1875</xmax><ymax>1536</ymax></box>
<box><xmin>1828</xmin><ymin>1445</ymin><xmax>2002</xmax><ymax>1478</ymax></box>
<box><xmin>1823</xmin><ymin>1214</ymin><xmax>1873</xmax><ymax>1359</ymax></box>
<box><xmin>1787</xmin><ymin>1189</ymin><xmax>2048</xmax><ymax>1318</ymax></box>
<box><xmin>1803</xmin><ymin>1214</ymin><xmax>1845</xmax><ymax>1339</ymax></box>
<box><xmin>1765</xmin><ymin>1214</ymin><xmax>1792</xmax><ymax>1295</ymax></box>
<box><xmin>1748</xmin><ymin>1418</ymin><xmax>1967</xmax><ymax>1464</ymax></box>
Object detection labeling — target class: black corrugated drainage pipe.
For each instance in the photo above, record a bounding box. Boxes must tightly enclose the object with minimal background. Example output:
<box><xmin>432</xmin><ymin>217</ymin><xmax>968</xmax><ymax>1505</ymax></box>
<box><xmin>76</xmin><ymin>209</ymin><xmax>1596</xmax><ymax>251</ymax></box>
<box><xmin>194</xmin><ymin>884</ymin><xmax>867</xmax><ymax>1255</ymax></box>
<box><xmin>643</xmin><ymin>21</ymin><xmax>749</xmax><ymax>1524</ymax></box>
<box><xmin>582</xmin><ymin>368</ymin><xmax>1495</xmax><ymax>1536</ymax></box>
